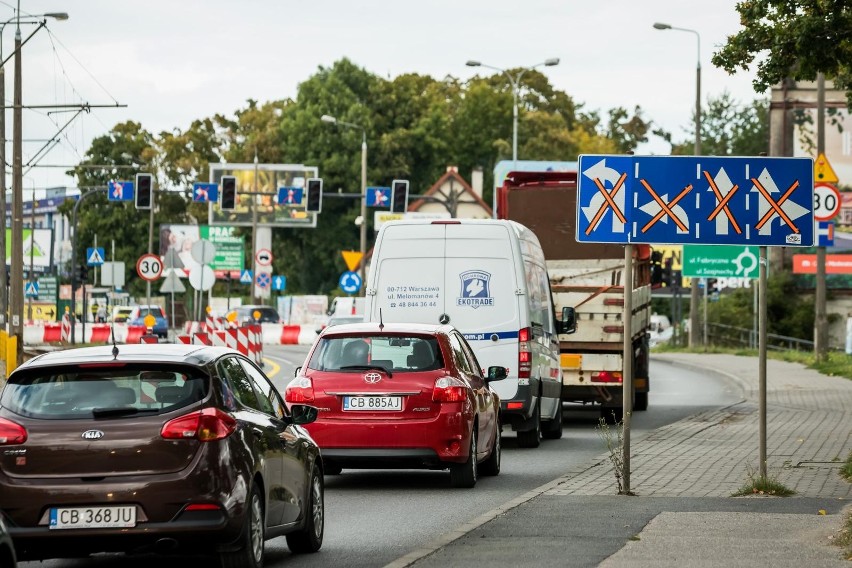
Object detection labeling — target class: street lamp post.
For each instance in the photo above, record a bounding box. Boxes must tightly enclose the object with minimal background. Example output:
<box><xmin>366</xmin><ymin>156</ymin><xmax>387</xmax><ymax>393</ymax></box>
<box><xmin>5</xmin><ymin>10</ymin><xmax>67</xmax><ymax>362</ymax></box>
<box><xmin>465</xmin><ymin>58</ymin><xmax>560</xmax><ymax>171</ymax></box>
<box><xmin>654</xmin><ymin>22</ymin><xmax>701</xmax><ymax>349</ymax></box>
<box><xmin>321</xmin><ymin>114</ymin><xmax>367</xmax><ymax>287</ymax></box>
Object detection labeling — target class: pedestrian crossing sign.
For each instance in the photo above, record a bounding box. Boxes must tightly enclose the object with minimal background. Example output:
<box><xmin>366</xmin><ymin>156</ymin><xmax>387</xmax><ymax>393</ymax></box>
<box><xmin>25</xmin><ymin>281</ymin><xmax>39</xmax><ymax>297</ymax></box>
<box><xmin>87</xmin><ymin>247</ymin><xmax>105</xmax><ymax>266</ymax></box>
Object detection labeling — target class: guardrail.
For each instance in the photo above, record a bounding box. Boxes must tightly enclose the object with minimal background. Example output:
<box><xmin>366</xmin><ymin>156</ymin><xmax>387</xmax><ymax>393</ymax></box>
<box><xmin>706</xmin><ymin>322</ymin><xmax>814</xmax><ymax>352</ymax></box>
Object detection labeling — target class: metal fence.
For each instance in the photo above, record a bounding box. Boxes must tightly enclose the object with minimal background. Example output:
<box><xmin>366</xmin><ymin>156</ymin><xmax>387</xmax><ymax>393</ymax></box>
<box><xmin>705</xmin><ymin>322</ymin><xmax>814</xmax><ymax>352</ymax></box>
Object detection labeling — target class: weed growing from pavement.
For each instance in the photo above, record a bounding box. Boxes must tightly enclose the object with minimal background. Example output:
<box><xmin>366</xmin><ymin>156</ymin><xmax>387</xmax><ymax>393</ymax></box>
<box><xmin>732</xmin><ymin>465</ymin><xmax>795</xmax><ymax>497</ymax></box>
<box><xmin>596</xmin><ymin>416</ymin><xmax>634</xmax><ymax>496</ymax></box>
<box><xmin>833</xmin><ymin>510</ymin><xmax>852</xmax><ymax>561</ymax></box>
<box><xmin>842</xmin><ymin>453</ymin><xmax>852</xmax><ymax>482</ymax></box>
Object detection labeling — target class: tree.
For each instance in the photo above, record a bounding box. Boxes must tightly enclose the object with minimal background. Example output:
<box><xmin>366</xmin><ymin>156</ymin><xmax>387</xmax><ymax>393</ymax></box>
<box><xmin>669</xmin><ymin>92</ymin><xmax>770</xmax><ymax>156</ymax></box>
<box><xmin>712</xmin><ymin>1</ymin><xmax>852</xmax><ymax>109</ymax></box>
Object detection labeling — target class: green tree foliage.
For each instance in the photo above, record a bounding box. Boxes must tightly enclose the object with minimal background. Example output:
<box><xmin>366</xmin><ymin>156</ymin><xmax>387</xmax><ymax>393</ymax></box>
<box><xmin>712</xmin><ymin>0</ymin><xmax>852</xmax><ymax>109</ymax></box>
<box><xmin>669</xmin><ymin>92</ymin><xmax>770</xmax><ymax>156</ymax></box>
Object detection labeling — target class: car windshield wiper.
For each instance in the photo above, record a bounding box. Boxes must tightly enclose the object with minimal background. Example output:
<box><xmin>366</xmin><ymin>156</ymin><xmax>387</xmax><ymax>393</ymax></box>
<box><xmin>339</xmin><ymin>365</ymin><xmax>393</xmax><ymax>378</ymax></box>
<box><xmin>92</xmin><ymin>407</ymin><xmax>147</xmax><ymax>418</ymax></box>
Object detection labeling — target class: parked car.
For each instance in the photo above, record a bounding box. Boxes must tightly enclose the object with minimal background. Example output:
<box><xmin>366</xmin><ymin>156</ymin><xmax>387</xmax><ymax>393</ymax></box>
<box><xmin>286</xmin><ymin>322</ymin><xmax>505</xmax><ymax>488</ymax></box>
<box><xmin>110</xmin><ymin>306</ymin><xmax>133</xmax><ymax>323</ymax></box>
<box><xmin>230</xmin><ymin>305</ymin><xmax>281</xmax><ymax>326</ymax></box>
<box><xmin>0</xmin><ymin>515</ymin><xmax>16</xmax><ymax>568</ymax></box>
<box><xmin>0</xmin><ymin>344</ymin><xmax>324</xmax><ymax>565</ymax></box>
<box><xmin>315</xmin><ymin>315</ymin><xmax>364</xmax><ymax>335</ymax></box>
<box><xmin>127</xmin><ymin>305</ymin><xmax>168</xmax><ymax>338</ymax></box>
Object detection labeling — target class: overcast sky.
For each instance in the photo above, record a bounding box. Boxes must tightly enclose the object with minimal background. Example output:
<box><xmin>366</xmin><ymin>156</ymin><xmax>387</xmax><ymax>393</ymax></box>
<box><xmin>13</xmin><ymin>0</ymin><xmax>765</xmax><ymax>193</ymax></box>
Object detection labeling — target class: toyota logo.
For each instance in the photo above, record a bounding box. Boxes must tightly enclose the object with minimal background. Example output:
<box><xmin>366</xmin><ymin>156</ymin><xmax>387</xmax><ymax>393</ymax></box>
<box><xmin>364</xmin><ymin>372</ymin><xmax>382</xmax><ymax>384</ymax></box>
<box><xmin>81</xmin><ymin>430</ymin><xmax>105</xmax><ymax>440</ymax></box>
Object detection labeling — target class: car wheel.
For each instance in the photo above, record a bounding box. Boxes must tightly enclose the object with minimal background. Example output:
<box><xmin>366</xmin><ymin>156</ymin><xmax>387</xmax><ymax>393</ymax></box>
<box><xmin>450</xmin><ymin>429</ymin><xmax>477</xmax><ymax>488</ymax></box>
<box><xmin>517</xmin><ymin>403</ymin><xmax>541</xmax><ymax>448</ymax></box>
<box><xmin>542</xmin><ymin>400</ymin><xmax>563</xmax><ymax>440</ymax></box>
<box><xmin>286</xmin><ymin>466</ymin><xmax>324</xmax><ymax>553</ymax></box>
<box><xmin>634</xmin><ymin>391</ymin><xmax>649</xmax><ymax>411</ymax></box>
<box><xmin>479</xmin><ymin>426</ymin><xmax>500</xmax><ymax>476</ymax></box>
<box><xmin>220</xmin><ymin>483</ymin><xmax>265</xmax><ymax>568</ymax></box>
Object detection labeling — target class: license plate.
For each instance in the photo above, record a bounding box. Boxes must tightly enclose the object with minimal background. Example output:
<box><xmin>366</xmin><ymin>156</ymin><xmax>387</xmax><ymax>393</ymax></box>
<box><xmin>343</xmin><ymin>396</ymin><xmax>402</xmax><ymax>411</ymax></box>
<box><xmin>49</xmin><ymin>505</ymin><xmax>136</xmax><ymax>530</ymax></box>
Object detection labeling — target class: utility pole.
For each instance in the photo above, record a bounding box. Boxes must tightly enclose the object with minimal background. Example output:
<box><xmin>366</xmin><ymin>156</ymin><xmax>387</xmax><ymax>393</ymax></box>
<box><xmin>815</xmin><ymin>72</ymin><xmax>828</xmax><ymax>361</ymax></box>
<box><xmin>10</xmin><ymin>16</ymin><xmax>23</xmax><ymax>363</ymax></box>
<box><xmin>251</xmin><ymin>152</ymin><xmax>258</xmax><ymax>305</ymax></box>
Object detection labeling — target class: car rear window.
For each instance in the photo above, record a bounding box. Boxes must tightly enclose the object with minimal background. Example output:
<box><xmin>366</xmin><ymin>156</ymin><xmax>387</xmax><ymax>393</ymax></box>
<box><xmin>0</xmin><ymin>364</ymin><xmax>209</xmax><ymax>419</ymax></box>
<box><xmin>136</xmin><ymin>307</ymin><xmax>165</xmax><ymax>318</ymax></box>
<box><xmin>308</xmin><ymin>335</ymin><xmax>443</xmax><ymax>372</ymax></box>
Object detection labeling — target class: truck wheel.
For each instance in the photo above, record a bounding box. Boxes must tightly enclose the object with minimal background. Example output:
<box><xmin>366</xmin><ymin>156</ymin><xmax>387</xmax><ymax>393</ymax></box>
<box><xmin>634</xmin><ymin>392</ymin><xmax>649</xmax><ymax>411</ymax></box>
<box><xmin>542</xmin><ymin>401</ymin><xmax>563</xmax><ymax>440</ymax></box>
<box><xmin>517</xmin><ymin>404</ymin><xmax>541</xmax><ymax>448</ymax></box>
<box><xmin>601</xmin><ymin>407</ymin><xmax>622</xmax><ymax>424</ymax></box>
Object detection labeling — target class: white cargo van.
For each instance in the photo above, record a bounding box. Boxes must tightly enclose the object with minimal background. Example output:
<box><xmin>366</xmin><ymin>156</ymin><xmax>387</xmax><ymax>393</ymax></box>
<box><xmin>364</xmin><ymin>219</ymin><xmax>575</xmax><ymax>448</ymax></box>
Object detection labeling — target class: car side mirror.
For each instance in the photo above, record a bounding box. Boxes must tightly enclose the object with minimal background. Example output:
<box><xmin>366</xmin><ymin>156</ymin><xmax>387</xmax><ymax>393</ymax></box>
<box><xmin>289</xmin><ymin>404</ymin><xmax>318</xmax><ymax>425</ymax></box>
<box><xmin>487</xmin><ymin>366</ymin><xmax>508</xmax><ymax>381</ymax></box>
<box><xmin>294</xmin><ymin>366</ymin><xmax>302</xmax><ymax>377</ymax></box>
<box><xmin>559</xmin><ymin>307</ymin><xmax>577</xmax><ymax>334</ymax></box>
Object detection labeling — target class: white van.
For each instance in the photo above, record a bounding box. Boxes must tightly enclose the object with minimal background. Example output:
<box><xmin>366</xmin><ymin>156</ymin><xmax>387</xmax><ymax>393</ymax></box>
<box><xmin>364</xmin><ymin>219</ymin><xmax>575</xmax><ymax>448</ymax></box>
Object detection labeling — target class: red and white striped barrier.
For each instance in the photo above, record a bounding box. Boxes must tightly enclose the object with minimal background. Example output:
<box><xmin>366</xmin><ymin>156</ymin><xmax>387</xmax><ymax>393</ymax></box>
<box><xmin>176</xmin><ymin>325</ymin><xmax>263</xmax><ymax>366</ymax></box>
<box><xmin>22</xmin><ymin>321</ymin><xmax>153</xmax><ymax>345</ymax></box>
<box><xmin>260</xmin><ymin>323</ymin><xmax>317</xmax><ymax>346</ymax></box>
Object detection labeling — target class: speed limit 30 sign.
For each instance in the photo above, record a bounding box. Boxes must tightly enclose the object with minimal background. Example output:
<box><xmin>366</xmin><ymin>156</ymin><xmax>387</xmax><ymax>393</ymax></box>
<box><xmin>136</xmin><ymin>253</ymin><xmax>164</xmax><ymax>282</ymax></box>
<box><xmin>814</xmin><ymin>183</ymin><xmax>841</xmax><ymax>221</ymax></box>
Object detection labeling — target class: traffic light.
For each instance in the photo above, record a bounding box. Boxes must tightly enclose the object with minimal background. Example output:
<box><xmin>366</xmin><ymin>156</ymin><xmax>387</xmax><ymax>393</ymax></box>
<box><xmin>390</xmin><ymin>179</ymin><xmax>409</xmax><ymax>213</ymax></box>
<box><xmin>662</xmin><ymin>258</ymin><xmax>673</xmax><ymax>287</ymax></box>
<box><xmin>306</xmin><ymin>178</ymin><xmax>323</xmax><ymax>213</ymax></box>
<box><xmin>220</xmin><ymin>175</ymin><xmax>237</xmax><ymax>211</ymax></box>
<box><xmin>74</xmin><ymin>263</ymin><xmax>89</xmax><ymax>284</ymax></box>
<box><xmin>135</xmin><ymin>173</ymin><xmax>153</xmax><ymax>210</ymax></box>
<box><xmin>649</xmin><ymin>250</ymin><xmax>663</xmax><ymax>285</ymax></box>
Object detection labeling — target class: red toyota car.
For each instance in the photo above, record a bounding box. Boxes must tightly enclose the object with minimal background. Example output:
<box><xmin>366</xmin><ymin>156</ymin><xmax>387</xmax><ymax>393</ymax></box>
<box><xmin>285</xmin><ymin>322</ymin><xmax>505</xmax><ymax>488</ymax></box>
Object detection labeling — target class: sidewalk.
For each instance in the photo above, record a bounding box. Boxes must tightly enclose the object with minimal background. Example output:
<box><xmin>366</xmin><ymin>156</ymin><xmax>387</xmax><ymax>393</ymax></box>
<box><xmin>390</xmin><ymin>353</ymin><xmax>852</xmax><ymax>567</ymax></box>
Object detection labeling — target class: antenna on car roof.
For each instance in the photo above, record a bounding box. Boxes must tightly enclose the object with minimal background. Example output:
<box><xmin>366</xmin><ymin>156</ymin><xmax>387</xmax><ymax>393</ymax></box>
<box><xmin>111</xmin><ymin>324</ymin><xmax>119</xmax><ymax>359</ymax></box>
<box><xmin>379</xmin><ymin>308</ymin><xmax>384</xmax><ymax>331</ymax></box>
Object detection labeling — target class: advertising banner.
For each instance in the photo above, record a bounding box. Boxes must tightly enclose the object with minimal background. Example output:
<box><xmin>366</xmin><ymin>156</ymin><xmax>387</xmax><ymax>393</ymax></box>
<box><xmin>159</xmin><ymin>224</ymin><xmax>244</xmax><ymax>272</ymax></box>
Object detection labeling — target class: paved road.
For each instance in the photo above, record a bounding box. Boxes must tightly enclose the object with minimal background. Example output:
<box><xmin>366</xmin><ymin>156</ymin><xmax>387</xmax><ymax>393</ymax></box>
<box><xmin>20</xmin><ymin>355</ymin><xmax>740</xmax><ymax>567</ymax></box>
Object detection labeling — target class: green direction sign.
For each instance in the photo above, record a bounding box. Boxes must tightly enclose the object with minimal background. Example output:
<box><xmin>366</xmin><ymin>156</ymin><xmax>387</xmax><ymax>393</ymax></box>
<box><xmin>37</xmin><ymin>276</ymin><xmax>58</xmax><ymax>301</ymax></box>
<box><xmin>200</xmin><ymin>226</ymin><xmax>244</xmax><ymax>271</ymax></box>
<box><xmin>682</xmin><ymin>245</ymin><xmax>760</xmax><ymax>279</ymax></box>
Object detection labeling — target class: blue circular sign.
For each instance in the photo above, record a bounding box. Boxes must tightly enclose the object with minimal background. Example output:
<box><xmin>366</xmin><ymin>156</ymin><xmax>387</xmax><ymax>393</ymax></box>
<box><xmin>255</xmin><ymin>272</ymin><xmax>271</xmax><ymax>289</ymax></box>
<box><xmin>338</xmin><ymin>271</ymin><xmax>362</xmax><ymax>294</ymax></box>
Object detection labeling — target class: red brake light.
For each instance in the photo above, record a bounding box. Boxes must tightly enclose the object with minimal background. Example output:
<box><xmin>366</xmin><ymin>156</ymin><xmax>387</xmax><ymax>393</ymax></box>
<box><xmin>161</xmin><ymin>408</ymin><xmax>236</xmax><ymax>442</ymax></box>
<box><xmin>432</xmin><ymin>377</ymin><xmax>467</xmax><ymax>402</ymax></box>
<box><xmin>184</xmin><ymin>503</ymin><xmax>222</xmax><ymax>511</ymax></box>
<box><xmin>506</xmin><ymin>402</ymin><xmax>524</xmax><ymax>410</ymax></box>
<box><xmin>518</xmin><ymin>328</ymin><xmax>530</xmax><ymax>342</ymax></box>
<box><xmin>0</xmin><ymin>417</ymin><xmax>27</xmax><ymax>445</ymax></box>
<box><xmin>285</xmin><ymin>377</ymin><xmax>315</xmax><ymax>403</ymax></box>
<box><xmin>591</xmin><ymin>371</ymin><xmax>623</xmax><ymax>383</ymax></box>
<box><xmin>518</xmin><ymin>327</ymin><xmax>532</xmax><ymax>379</ymax></box>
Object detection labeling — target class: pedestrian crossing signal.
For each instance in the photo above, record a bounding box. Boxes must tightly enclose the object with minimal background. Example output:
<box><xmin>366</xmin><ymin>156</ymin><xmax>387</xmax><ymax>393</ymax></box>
<box><xmin>135</xmin><ymin>173</ymin><xmax>153</xmax><ymax>209</ymax></box>
<box><xmin>221</xmin><ymin>176</ymin><xmax>237</xmax><ymax>211</ymax></box>
<box><xmin>306</xmin><ymin>178</ymin><xmax>323</xmax><ymax>213</ymax></box>
<box><xmin>390</xmin><ymin>179</ymin><xmax>409</xmax><ymax>213</ymax></box>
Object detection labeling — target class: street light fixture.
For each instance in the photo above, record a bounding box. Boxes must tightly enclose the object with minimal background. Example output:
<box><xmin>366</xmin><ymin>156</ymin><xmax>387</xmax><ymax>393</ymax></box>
<box><xmin>465</xmin><ymin>57</ymin><xmax>560</xmax><ymax>170</ymax></box>
<box><xmin>5</xmin><ymin>10</ymin><xmax>68</xmax><ymax>363</ymax></box>
<box><xmin>653</xmin><ymin>22</ymin><xmax>701</xmax><ymax>349</ymax></box>
<box><xmin>321</xmin><ymin>114</ymin><xmax>368</xmax><ymax>289</ymax></box>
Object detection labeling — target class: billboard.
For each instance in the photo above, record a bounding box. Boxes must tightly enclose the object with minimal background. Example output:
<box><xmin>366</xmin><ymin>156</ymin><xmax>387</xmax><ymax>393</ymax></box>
<box><xmin>6</xmin><ymin>228</ymin><xmax>54</xmax><ymax>271</ymax></box>
<box><xmin>159</xmin><ymin>224</ymin><xmax>244</xmax><ymax>272</ymax></box>
<box><xmin>208</xmin><ymin>163</ymin><xmax>319</xmax><ymax>228</ymax></box>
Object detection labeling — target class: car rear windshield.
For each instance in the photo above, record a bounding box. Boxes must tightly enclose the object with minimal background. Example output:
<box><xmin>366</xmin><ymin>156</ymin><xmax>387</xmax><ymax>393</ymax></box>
<box><xmin>0</xmin><ymin>364</ymin><xmax>209</xmax><ymax>419</ymax></box>
<box><xmin>308</xmin><ymin>335</ymin><xmax>443</xmax><ymax>372</ymax></box>
<box><xmin>137</xmin><ymin>307</ymin><xmax>165</xmax><ymax>317</ymax></box>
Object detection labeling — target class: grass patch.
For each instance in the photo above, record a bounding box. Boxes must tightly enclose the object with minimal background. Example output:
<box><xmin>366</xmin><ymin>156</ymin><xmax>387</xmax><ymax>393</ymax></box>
<box><xmin>732</xmin><ymin>468</ymin><xmax>795</xmax><ymax>497</ymax></box>
<box><xmin>833</xmin><ymin>510</ymin><xmax>852</xmax><ymax>561</ymax></box>
<box><xmin>842</xmin><ymin>453</ymin><xmax>852</xmax><ymax>482</ymax></box>
<box><xmin>652</xmin><ymin>344</ymin><xmax>852</xmax><ymax>382</ymax></box>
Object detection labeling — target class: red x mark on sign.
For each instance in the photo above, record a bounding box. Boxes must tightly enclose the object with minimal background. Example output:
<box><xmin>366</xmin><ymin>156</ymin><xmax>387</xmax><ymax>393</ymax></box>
<box><xmin>703</xmin><ymin>170</ymin><xmax>742</xmax><ymax>234</ymax></box>
<box><xmin>639</xmin><ymin>180</ymin><xmax>692</xmax><ymax>233</ymax></box>
<box><xmin>584</xmin><ymin>173</ymin><xmax>628</xmax><ymax>236</ymax></box>
<box><xmin>753</xmin><ymin>178</ymin><xmax>800</xmax><ymax>233</ymax></box>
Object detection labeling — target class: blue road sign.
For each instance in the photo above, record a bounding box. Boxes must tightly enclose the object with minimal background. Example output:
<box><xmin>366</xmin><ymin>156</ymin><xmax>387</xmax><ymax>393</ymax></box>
<box><xmin>817</xmin><ymin>221</ymin><xmax>834</xmax><ymax>247</ymax></box>
<box><xmin>239</xmin><ymin>269</ymin><xmax>253</xmax><ymax>284</ymax></box>
<box><xmin>339</xmin><ymin>271</ymin><xmax>362</xmax><ymax>294</ymax></box>
<box><xmin>366</xmin><ymin>187</ymin><xmax>391</xmax><ymax>207</ymax></box>
<box><xmin>86</xmin><ymin>247</ymin><xmax>105</xmax><ymax>266</ymax></box>
<box><xmin>24</xmin><ymin>281</ymin><xmax>38</xmax><ymax>298</ymax></box>
<box><xmin>107</xmin><ymin>180</ymin><xmax>134</xmax><ymax>201</ymax></box>
<box><xmin>255</xmin><ymin>272</ymin><xmax>271</xmax><ymax>289</ymax></box>
<box><xmin>277</xmin><ymin>187</ymin><xmax>304</xmax><ymax>205</ymax></box>
<box><xmin>576</xmin><ymin>155</ymin><xmax>814</xmax><ymax>247</ymax></box>
<box><xmin>192</xmin><ymin>182</ymin><xmax>219</xmax><ymax>203</ymax></box>
<box><xmin>272</xmin><ymin>275</ymin><xmax>287</xmax><ymax>291</ymax></box>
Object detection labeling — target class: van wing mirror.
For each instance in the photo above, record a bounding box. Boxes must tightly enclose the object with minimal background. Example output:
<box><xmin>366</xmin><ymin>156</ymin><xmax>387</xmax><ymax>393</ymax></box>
<box><xmin>559</xmin><ymin>307</ymin><xmax>577</xmax><ymax>335</ymax></box>
<box><xmin>487</xmin><ymin>366</ymin><xmax>508</xmax><ymax>381</ymax></box>
<box><xmin>294</xmin><ymin>366</ymin><xmax>302</xmax><ymax>377</ymax></box>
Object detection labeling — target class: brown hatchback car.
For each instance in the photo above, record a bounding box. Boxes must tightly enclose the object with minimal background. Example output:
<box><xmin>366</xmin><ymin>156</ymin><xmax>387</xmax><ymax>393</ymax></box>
<box><xmin>0</xmin><ymin>344</ymin><xmax>324</xmax><ymax>566</ymax></box>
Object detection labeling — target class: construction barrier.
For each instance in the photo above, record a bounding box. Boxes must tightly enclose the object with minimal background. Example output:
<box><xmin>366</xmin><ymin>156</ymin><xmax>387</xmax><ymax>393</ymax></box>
<box><xmin>175</xmin><ymin>325</ymin><xmax>263</xmax><ymax>366</ymax></box>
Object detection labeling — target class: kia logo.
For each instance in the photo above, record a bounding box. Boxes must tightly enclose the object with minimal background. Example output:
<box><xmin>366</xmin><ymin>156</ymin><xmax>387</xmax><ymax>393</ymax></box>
<box><xmin>81</xmin><ymin>430</ymin><xmax>105</xmax><ymax>440</ymax></box>
<box><xmin>364</xmin><ymin>372</ymin><xmax>382</xmax><ymax>384</ymax></box>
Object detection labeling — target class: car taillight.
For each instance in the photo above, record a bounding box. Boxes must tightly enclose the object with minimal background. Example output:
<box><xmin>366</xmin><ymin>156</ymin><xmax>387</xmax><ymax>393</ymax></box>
<box><xmin>285</xmin><ymin>377</ymin><xmax>315</xmax><ymax>403</ymax></box>
<box><xmin>518</xmin><ymin>326</ymin><xmax>532</xmax><ymax>379</ymax></box>
<box><xmin>433</xmin><ymin>377</ymin><xmax>467</xmax><ymax>402</ymax></box>
<box><xmin>0</xmin><ymin>417</ymin><xmax>26</xmax><ymax>445</ymax></box>
<box><xmin>591</xmin><ymin>371</ymin><xmax>623</xmax><ymax>383</ymax></box>
<box><xmin>161</xmin><ymin>408</ymin><xmax>237</xmax><ymax>442</ymax></box>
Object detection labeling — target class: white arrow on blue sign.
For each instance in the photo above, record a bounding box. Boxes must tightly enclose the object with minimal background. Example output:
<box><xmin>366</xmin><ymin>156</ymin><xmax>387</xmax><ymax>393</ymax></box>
<box><xmin>239</xmin><ymin>269</ymin><xmax>253</xmax><ymax>284</ymax></box>
<box><xmin>576</xmin><ymin>155</ymin><xmax>815</xmax><ymax>247</ymax></box>
<box><xmin>338</xmin><ymin>271</ymin><xmax>362</xmax><ymax>294</ymax></box>
<box><xmin>24</xmin><ymin>281</ymin><xmax>38</xmax><ymax>297</ymax></box>
<box><xmin>87</xmin><ymin>247</ymin><xmax>105</xmax><ymax>266</ymax></box>
<box><xmin>272</xmin><ymin>275</ymin><xmax>286</xmax><ymax>291</ymax></box>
